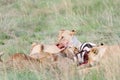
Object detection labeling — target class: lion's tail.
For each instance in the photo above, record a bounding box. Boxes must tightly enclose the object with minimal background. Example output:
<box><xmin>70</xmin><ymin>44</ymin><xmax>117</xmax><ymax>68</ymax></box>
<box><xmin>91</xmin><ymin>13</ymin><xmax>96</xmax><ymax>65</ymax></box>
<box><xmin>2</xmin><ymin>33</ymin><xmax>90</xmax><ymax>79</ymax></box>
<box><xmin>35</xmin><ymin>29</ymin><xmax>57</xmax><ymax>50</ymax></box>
<box><xmin>0</xmin><ymin>52</ymin><xmax>4</xmax><ymax>62</ymax></box>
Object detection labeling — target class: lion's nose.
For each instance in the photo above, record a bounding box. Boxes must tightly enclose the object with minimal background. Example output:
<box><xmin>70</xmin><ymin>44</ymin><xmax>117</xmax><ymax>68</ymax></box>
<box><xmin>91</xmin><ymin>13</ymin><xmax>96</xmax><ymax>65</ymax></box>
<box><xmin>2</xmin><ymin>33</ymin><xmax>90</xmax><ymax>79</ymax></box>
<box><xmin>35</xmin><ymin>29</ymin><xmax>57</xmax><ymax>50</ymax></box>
<box><xmin>56</xmin><ymin>43</ymin><xmax>60</xmax><ymax>46</ymax></box>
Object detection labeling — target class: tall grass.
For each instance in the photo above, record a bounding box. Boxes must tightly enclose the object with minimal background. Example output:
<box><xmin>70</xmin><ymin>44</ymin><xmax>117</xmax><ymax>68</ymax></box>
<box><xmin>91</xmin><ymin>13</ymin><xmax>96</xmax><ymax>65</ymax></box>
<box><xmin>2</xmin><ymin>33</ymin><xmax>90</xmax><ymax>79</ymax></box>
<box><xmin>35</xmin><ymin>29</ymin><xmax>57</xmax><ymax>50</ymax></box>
<box><xmin>0</xmin><ymin>0</ymin><xmax>120</xmax><ymax>80</ymax></box>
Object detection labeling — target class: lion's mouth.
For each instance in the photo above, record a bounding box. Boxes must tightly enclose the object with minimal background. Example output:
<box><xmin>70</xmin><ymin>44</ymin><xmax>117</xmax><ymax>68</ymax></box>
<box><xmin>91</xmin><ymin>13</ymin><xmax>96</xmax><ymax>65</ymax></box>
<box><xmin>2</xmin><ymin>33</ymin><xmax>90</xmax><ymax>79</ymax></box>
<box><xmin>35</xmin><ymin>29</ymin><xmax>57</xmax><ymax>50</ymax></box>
<box><xmin>56</xmin><ymin>43</ymin><xmax>65</xmax><ymax>49</ymax></box>
<box><xmin>56</xmin><ymin>40</ymin><xmax>69</xmax><ymax>49</ymax></box>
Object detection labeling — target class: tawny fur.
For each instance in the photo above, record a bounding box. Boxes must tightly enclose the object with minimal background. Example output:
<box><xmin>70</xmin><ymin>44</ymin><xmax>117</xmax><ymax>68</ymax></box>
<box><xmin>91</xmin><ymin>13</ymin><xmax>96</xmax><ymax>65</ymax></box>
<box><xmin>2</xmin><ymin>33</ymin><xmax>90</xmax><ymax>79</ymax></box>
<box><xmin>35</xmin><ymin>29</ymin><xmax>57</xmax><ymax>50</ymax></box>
<box><xmin>87</xmin><ymin>45</ymin><xmax>120</xmax><ymax>66</ymax></box>
<box><xmin>57</xmin><ymin>30</ymin><xmax>81</xmax><ymax>58</ymax></box>
<box><xmin>29</xmin><ymin>42</ymin><xmax>64</xmax><ymax>60</ymax></box>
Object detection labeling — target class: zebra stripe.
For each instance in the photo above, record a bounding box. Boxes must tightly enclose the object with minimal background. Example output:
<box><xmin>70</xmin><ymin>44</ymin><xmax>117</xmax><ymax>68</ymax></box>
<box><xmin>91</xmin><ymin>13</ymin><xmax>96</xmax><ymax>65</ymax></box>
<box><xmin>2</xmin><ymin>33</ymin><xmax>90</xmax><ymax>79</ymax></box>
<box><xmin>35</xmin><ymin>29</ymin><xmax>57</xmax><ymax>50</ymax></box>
<box><xmin>80</xmin><ymin>42</ymin><xmax>96</xmax><ymax>51</ymax></box>
<box><xmin>73</xmin><ymin>42</ymin><xmax>97</xmax><ymax>65</ymax></box>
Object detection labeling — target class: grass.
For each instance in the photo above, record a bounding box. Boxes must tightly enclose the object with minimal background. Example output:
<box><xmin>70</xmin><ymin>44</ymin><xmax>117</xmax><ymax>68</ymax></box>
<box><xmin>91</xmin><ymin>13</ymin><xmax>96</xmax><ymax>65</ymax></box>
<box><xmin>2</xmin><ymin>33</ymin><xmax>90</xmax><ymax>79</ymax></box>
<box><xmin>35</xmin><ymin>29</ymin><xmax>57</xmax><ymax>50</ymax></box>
<box><xmin>0</xmin><ymin>0</ymin><xmax>120</xmax><ymax>80</ymax></box>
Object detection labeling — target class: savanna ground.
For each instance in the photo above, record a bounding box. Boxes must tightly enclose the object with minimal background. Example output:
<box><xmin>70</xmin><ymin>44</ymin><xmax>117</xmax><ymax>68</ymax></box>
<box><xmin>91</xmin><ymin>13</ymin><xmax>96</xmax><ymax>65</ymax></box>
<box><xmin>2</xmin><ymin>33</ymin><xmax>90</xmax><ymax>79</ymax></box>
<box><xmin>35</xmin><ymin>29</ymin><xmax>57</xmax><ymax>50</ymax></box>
<box><xmin>0</xmin><ymin>0</ymin><xmax>120</xmax><ymax>80</ymax></box>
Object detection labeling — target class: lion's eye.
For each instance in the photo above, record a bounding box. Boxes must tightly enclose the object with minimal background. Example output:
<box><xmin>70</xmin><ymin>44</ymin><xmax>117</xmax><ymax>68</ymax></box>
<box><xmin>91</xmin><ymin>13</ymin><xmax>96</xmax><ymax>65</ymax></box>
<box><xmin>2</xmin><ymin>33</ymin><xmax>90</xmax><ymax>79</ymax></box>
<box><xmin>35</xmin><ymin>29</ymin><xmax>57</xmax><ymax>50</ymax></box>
<box><xmin>61</xmin><ymin>36</ymin><xmax>64</xmax><ymax>39</ymax></box>
<box><xmin>94</xmin><ymin>51</ymin><xmax>98</xmax><ymax>55</ymax></box>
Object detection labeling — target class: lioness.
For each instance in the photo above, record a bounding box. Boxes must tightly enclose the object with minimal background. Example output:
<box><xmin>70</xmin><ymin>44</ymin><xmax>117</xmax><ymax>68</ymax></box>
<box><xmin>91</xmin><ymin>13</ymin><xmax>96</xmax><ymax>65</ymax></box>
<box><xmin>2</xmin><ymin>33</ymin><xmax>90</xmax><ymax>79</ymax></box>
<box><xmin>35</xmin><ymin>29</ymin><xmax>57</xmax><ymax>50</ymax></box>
<box><xmin>57</xmin><ymin>30</ymin><xmax>82</xmax><ymax>58</ymax></box>
<box><xmin>29</xmin><ymin>42</ymin><xmax>65</xmax><ymax>61</ymax></box>
<box><xmin>87</xmin><ymin>45</ymin><xmax>120</xmax><ymax>66</ymax></box>
<box><xmin>57</xmin><ymin>29</ymin><xmax>81</xmax><ymax>49</ymax></box>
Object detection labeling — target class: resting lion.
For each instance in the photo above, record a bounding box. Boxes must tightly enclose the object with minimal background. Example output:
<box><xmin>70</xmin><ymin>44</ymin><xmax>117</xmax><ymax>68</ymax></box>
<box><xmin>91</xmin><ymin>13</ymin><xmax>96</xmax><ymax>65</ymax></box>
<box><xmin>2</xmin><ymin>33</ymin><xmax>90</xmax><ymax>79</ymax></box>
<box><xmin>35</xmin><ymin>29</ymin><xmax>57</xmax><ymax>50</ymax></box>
<box><xmin>29</xmin><ymin>42</ymin><xmax>65</xmax><ymax>61</ymax></box>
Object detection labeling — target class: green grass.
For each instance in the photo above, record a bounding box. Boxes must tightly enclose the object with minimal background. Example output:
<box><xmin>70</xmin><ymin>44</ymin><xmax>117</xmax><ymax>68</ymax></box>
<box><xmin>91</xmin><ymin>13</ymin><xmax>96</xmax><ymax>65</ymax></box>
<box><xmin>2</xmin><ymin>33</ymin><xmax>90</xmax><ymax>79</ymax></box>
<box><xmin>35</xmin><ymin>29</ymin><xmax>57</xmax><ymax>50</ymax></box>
<box><xmin>0</xmin><ymin>0</ymin><xmax>120</xmax><ymax>80</ymax></box>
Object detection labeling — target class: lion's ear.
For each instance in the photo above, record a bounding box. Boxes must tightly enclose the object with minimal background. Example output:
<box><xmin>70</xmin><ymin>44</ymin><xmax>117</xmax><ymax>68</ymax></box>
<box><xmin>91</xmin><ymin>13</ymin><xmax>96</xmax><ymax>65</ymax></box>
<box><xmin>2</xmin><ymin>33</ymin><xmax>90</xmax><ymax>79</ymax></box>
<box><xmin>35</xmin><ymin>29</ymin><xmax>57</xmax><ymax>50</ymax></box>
<box><xmin>59</xmin><ymin>29</ymin><xmax>65</xmax><ymax>34</ymax></box>
<box><xmin>58</xmin><ymin>29</ymin><xmax>64</xmax><ymax>36</ymax></box>
<box><xmin>61</xmin><ymin>29</ymin><xmax>65</xmax><ymax>31</ymax></box>
<box><xmin>70</xmin><ymin>30</ymin><xmax>76</xmax><ymax>35</ymax></box>
<box><xmin>41</xmin><ymin>44</ymin><xmax>44</xmax><ymax>51</ymax></box>
<box><xmin>71</xmin><ymin>30</ymin><xmax>76</xmax><ymax>32</ymax></box>
<box><xmin>100</xmin><ymin>43</ymin><xmax>104</xmax><ymax>46</ymax></box>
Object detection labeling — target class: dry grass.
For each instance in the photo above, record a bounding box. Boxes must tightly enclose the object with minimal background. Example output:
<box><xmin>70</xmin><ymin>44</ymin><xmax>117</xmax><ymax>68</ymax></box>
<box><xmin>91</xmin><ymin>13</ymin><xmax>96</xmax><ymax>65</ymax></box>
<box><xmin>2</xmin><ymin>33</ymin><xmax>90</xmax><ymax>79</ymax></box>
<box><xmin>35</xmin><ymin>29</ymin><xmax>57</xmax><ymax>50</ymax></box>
<box><xmin>0</xmin><ymin>0</ymin><xmax>120</xmax><ymax>80</ymax></box>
